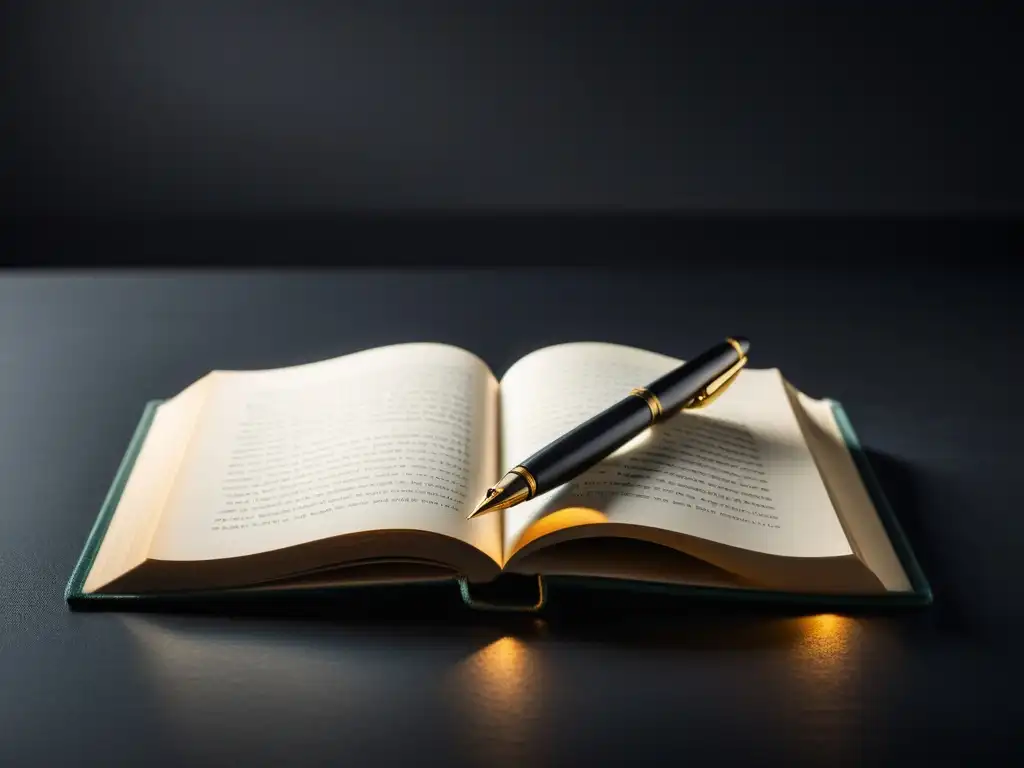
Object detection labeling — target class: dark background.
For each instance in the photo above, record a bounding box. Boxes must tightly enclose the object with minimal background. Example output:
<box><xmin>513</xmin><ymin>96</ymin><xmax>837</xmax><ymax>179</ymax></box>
<box><xmin>2</xmin><ymin>0</ymin><xmax>1022</xmax><ymax>216</ymax></box>
<box><xmin>1</xmin><ymin>1</ymin><xmax>1022</xmax><ymax>766</ymax></box>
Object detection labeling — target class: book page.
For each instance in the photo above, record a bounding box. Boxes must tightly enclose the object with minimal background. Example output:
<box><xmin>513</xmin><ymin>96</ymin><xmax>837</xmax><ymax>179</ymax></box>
<box><xmin>147</xmin><ymin>343</ymin><xmax>502</xmax><ymax>566</ymax></box>
<box><xmin>789</xmin><ymin>387</ymin><xmax>912</xmax><ymax>592</ymax></box>
<box><xmin>83</xmin><ymin>375</ymin><xmax>214</xmax><ymax>593</ymax></box>
<box><xmin>498</xmin><ymin>343</ymin><xmax>853</xmax><ymax>563</ymax></box>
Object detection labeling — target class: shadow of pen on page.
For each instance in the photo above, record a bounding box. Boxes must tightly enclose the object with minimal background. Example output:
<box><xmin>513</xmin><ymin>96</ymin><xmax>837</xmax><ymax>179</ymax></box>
<box><xmin>502</xmin><ymin>413</ymin><xmax>814</xmax><ymax>563</ymax></box>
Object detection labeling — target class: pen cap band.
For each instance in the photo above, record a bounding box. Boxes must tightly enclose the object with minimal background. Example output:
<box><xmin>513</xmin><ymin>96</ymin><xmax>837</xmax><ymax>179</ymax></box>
<box><xmin>726</xmin><ymin>337</ymin><xmax>746</xmax><ymax>359</ymax></box>
<box><xmin>628</xmin><ymin>387</ymin><xmax>663</xmax><ymax>423</ymax></box>
<box><xmin>510</xmin><ymin>465</ymin><xmax>538</xmax><ymax>497</ymax></box>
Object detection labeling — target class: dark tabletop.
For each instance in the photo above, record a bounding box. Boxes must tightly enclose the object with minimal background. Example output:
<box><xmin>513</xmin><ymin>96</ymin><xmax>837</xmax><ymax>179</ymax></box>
<box><xmin>1</xmin><ymin>257</ymin><xmax>1021</xmax><ymax>765</ymax></box>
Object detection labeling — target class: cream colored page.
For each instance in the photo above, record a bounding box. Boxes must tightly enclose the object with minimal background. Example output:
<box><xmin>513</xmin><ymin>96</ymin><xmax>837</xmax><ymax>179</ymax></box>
<box><xmin>794</xmin><ymin>391</ymin><xmax>912</xmax><ymax>591</ymax></box>
<box><xmin>83</xmin><ymin>376</ymin><xmax>213</xmax><ymax>592</ymax></box>
<box><xmin>498</xmin><ymin>343</ymin><xmax>852</xmax><ymax>560</ymax></box>
<box><xmin>148</xmin><ymin>343</ymin><xmax>501</xmax><ymax>564</ymax></box>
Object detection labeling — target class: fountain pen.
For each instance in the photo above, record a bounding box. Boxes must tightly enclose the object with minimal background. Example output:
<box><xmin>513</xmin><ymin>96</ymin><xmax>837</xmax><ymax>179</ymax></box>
<box><xmin>468</xmin><ymin>337</ymin><xmax>750</xmax><ymax>519</ymax></box>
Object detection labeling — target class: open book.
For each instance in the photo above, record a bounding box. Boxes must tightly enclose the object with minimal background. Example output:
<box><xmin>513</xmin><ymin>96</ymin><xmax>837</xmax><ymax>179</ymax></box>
<box><xmin>69</xmin><ymin>342</ymin><xmax>928</xmax><ymax>607</ymax></box>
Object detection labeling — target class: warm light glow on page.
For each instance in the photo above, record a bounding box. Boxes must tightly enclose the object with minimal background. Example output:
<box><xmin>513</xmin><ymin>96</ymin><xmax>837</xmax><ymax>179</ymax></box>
<box><xmin>510</xmin><ymin>507</ymin><xmax>609</xmax><ymax>555</ymax></box>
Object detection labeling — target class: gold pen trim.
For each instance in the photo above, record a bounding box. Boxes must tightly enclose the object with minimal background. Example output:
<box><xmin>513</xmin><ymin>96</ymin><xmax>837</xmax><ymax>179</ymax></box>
<box><xmin>629</xmin><ymin>387</ymin><xmax>663</xmax><ymax>423</ymax></box>
<box><xmin>682</xmin><ymin>350</ymin><xmax>748</xmax><ymax>410</ymax></box>
<box><xmin>725</xmin><ymin>337</ymin><xmax>746</xmax><ymax>359</ymax></box>
<box><xmin>510</xmin><ymin>465</ymin><xmax>538</xmax><ymax>497</ymax></box>
<box><xmin>468</xmin><ymin>484</ymin><xmax>531</xmax><ymax>518</ymax></box>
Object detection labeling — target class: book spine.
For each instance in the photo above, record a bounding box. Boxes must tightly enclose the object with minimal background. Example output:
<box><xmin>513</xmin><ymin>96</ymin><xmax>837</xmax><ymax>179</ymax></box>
<box><xmin>458</xmin><ymin>575</ymin><xmax>547</xmax><ymax>612</ymax></box>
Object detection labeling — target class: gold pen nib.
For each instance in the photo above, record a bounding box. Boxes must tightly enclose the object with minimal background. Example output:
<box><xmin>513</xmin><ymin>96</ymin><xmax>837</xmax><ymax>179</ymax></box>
<box><xmin>467</xmin><ymin>471</ymin><xmax>533</xmax><ymax>519</ymax></box>
<box><xmin>468</xmin><ymin>487</ymin><xmax>503</xmax><ymax>519</ymax></box>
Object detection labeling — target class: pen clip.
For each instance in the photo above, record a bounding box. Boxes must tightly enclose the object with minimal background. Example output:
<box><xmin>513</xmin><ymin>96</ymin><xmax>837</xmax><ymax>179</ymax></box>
<box><xmin>682</xmin><ymin>354</ymin><xmax>748</xmax><ymax>410</ymax></box>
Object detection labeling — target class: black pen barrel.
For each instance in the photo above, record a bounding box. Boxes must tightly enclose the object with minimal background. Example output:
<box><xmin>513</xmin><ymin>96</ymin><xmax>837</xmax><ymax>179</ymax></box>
<box><xmin>646</xmin><ymin>339</ymin><xmax>747</xmax><ymax>412</ymax></box>
<box><xmin>522</xmin><ymin>395</ymin><xmax>654</xmax><ymax>491</ymax></box>
<box><xmin>519</xmin><ymin>338</ymin><xmax>748</xmax><ymax>496</ymax></box>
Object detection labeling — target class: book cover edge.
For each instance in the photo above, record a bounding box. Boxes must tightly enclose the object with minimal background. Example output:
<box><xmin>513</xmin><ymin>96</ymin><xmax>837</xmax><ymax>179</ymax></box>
<box><xmin>65</xmin><ymin>400</ymin><xmax>162</xmax><ymax>604</ymax></box>
<box><xmin>826</xmin><ymin>398</ymin><xmax>934</xmax><ymax>604</ymax></box>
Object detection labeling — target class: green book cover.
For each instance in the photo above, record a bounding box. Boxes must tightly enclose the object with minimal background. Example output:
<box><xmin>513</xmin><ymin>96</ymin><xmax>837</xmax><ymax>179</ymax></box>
<box><xmin>66</xmin><ymin>399</ymin><xmax>933</xmax><ymax>613</ymax></box>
